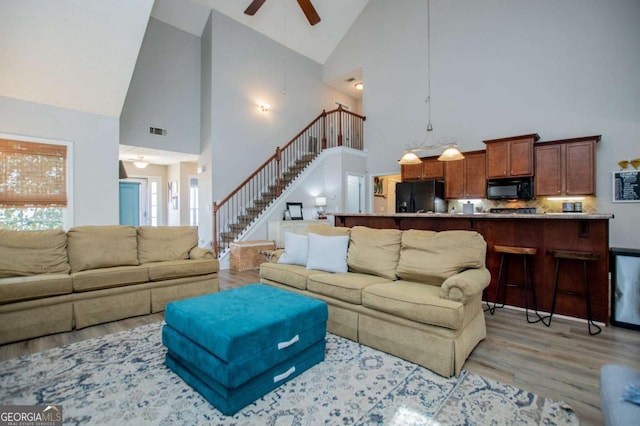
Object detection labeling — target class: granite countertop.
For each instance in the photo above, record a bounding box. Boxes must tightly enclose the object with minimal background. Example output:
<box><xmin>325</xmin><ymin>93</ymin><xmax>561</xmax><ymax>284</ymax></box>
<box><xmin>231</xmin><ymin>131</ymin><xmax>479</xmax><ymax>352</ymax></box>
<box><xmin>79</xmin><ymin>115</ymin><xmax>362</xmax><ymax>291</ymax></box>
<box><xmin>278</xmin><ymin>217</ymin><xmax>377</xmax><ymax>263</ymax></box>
<box><xmin>333</xmin><ymin>212</ymin><xmax>614</xmax><ymax>220</ymax></box>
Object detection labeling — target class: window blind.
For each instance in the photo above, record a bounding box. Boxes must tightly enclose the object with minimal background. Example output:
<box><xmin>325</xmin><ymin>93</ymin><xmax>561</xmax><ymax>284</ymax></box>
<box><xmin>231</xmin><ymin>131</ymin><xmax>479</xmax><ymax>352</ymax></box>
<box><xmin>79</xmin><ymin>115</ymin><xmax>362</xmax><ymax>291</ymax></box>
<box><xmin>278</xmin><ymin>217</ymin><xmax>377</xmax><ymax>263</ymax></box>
<box><xmin>0</xmin><ymin>139</ymin><xmax>67</xmax><ymax>207</ymax></box>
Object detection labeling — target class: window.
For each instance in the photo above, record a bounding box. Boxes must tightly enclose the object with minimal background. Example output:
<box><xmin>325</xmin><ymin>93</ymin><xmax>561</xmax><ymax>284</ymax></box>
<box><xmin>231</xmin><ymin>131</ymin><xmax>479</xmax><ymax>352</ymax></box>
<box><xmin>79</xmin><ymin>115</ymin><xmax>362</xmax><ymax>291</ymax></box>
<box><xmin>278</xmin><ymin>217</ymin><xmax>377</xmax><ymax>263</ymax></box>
<box><xmin>189</xmin><ymin>177</ymin><xmax>198</xmax><ymax>226</ymax></box>
<box><xmin>0</xmin><ymin>137</ymin><xmax>71</xmax><ymax>230</ymax></box>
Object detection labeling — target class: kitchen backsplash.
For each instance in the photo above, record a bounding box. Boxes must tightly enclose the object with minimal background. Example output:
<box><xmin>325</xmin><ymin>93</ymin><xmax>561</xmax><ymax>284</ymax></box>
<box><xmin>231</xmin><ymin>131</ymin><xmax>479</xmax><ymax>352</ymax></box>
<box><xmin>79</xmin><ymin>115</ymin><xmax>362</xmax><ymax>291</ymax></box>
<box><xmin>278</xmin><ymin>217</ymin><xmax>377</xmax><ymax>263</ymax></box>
<box><xmin>448</xmin><ymin>197</ymin><xmax>597</xmax><ymax>214</ymax></box>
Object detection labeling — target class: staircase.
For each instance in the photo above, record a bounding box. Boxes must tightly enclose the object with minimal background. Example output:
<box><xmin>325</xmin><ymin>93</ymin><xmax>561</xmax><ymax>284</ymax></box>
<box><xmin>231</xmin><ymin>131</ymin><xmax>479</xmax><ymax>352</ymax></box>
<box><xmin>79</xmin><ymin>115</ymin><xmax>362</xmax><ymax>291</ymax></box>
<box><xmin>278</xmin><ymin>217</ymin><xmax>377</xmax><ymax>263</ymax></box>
<box><xmin>213</xmin><ymin>107</ymin><xmax>365</xmax><ymax>257</ymax></box>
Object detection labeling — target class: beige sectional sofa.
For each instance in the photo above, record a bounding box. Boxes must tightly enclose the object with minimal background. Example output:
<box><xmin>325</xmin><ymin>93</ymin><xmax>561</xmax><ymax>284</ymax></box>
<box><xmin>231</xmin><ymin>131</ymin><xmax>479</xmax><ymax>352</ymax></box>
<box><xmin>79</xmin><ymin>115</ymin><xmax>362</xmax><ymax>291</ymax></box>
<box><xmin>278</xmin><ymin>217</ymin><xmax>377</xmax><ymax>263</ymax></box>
<box><xmin>260</xmin><ymin>225</ymin><xmax>490</xmax><ymax>377</ymax></box>
<box><xmin>0</xmin><ymin>225</ymin><xmax>219</xmax><ymax>345</ymax></box>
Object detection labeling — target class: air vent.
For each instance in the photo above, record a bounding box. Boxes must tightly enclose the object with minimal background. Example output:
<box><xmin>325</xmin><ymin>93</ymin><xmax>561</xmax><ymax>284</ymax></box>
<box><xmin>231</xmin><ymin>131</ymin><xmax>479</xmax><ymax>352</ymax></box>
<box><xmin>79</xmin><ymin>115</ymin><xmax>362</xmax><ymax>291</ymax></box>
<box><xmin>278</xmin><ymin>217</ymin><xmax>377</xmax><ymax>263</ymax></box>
<box><xmin>149</xmin><ymin>126</ymin><xmax>167</xmax><ymax>136</ymax></box>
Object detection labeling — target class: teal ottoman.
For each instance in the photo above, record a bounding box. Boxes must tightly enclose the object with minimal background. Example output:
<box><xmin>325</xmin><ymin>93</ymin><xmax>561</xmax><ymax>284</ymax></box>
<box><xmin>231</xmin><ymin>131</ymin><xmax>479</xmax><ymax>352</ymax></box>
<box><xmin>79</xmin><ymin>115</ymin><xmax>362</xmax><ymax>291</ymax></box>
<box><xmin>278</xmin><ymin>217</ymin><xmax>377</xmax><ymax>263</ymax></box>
<box><xmin>163</xmin><ymin>284</ymin><xmax>328</xmax><ymax>415</ymax></box>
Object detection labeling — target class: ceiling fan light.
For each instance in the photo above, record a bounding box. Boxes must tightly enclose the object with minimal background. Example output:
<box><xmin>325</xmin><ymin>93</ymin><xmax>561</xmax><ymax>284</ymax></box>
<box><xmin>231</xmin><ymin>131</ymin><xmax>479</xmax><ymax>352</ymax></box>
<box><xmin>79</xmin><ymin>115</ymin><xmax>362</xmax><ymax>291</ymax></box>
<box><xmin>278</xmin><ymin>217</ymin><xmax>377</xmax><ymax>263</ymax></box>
<box><xmin>398</xmin><ymin>151</ymin><xmax>422</xmax><ymax>165</ymax></box>
<box><xmin>133</xmin><ymin>161</ymin><xmax>149</xmax><ymax>169</ymax></box>
<box><xmin>438</xmin><ymin>147</ymin><xmax>465</xmax><ymax>161</ymax></box>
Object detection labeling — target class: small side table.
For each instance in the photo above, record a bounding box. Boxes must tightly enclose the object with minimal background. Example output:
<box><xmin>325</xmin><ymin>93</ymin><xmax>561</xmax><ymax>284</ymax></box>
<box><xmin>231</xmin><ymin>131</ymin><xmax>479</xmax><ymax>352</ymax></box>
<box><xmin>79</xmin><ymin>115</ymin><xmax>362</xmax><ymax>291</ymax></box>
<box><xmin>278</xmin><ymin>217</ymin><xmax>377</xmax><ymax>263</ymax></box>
<box><xmin>230</xmin><ymin>240</ymin><xmax>275</xmax><ymax>271</ymax></box>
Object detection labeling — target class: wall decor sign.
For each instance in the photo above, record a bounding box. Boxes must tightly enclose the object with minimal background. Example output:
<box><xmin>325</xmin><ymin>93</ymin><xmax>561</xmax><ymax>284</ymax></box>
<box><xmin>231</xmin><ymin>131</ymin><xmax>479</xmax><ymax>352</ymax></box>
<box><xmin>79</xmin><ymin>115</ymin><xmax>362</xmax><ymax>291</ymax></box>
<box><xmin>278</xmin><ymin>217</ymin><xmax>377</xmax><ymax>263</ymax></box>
<box><xmin>612</xmin><ymin>170</ymin><xmax>640</xmax><ymax>202</ymax></box>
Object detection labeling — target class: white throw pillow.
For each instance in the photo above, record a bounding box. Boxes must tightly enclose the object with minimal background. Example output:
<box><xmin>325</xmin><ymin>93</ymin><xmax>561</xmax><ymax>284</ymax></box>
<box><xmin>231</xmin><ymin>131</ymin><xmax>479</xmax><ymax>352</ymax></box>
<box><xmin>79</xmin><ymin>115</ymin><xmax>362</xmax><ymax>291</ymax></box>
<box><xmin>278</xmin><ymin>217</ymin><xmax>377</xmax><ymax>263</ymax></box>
<box><xmin>277</xmin><ymin>232</ymin><xmax>309</xmax><ymax>266</ymax></box>
<box><xmin>306</xmin><ymin>233</ymin><xmax>349</xmax><ymax>273</ymax></box>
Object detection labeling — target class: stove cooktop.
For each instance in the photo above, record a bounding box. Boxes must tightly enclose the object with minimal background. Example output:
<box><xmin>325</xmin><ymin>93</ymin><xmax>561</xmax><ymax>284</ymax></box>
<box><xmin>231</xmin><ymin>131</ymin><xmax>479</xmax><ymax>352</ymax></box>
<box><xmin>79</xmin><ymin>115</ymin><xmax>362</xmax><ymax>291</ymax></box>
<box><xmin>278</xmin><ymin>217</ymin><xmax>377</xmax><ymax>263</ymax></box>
<box><xmin>489</xmin><ymin>207</ymin><xmax>537</xmax><ymax>214</ymax></box>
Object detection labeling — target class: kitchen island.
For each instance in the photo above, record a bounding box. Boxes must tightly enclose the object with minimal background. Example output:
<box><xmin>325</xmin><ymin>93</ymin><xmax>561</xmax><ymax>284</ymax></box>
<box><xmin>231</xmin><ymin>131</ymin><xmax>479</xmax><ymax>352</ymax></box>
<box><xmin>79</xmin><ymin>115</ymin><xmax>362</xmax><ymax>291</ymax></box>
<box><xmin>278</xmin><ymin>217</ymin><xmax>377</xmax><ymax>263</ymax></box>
<box><xmin>333</xmin><ymin>212</ymin><xmax>614</xmax><ymax>323</ymax></box>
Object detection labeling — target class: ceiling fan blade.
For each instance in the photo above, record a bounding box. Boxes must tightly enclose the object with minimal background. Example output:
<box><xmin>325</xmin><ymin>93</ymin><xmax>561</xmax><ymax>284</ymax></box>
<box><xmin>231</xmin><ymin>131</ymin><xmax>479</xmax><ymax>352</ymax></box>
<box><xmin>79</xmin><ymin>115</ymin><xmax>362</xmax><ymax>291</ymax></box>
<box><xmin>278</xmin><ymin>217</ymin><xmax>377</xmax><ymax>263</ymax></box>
<box><xmin>244</xmin><ymin>0</ymin><xmax>268</xmax><ymax>16</ymax></box>
<box><xmin>296</xmin><ymin>0</ymin><xmax>321</xmax><ymax>25</ymax></box>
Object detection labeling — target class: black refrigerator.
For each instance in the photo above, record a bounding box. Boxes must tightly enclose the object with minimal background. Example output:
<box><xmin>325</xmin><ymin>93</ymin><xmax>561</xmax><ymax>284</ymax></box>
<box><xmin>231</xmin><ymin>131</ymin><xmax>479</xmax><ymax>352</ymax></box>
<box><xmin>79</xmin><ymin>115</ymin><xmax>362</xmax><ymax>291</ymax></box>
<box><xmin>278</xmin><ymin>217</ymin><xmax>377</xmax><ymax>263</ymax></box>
<box><xmin>395</xmin><ymin>180</ymin><xmax>446</xmax><ymax>213</ymax></box>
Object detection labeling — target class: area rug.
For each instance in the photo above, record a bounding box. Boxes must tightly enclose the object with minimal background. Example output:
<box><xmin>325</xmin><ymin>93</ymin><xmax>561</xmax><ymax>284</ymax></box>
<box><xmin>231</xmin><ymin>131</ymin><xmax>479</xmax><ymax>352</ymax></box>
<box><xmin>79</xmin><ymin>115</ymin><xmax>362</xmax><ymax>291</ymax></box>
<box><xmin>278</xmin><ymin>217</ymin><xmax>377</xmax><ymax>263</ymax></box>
<box><xmin>0</xmin><ymin>322</ymin><xmax>578</xmax><ymax>425</ymax></box>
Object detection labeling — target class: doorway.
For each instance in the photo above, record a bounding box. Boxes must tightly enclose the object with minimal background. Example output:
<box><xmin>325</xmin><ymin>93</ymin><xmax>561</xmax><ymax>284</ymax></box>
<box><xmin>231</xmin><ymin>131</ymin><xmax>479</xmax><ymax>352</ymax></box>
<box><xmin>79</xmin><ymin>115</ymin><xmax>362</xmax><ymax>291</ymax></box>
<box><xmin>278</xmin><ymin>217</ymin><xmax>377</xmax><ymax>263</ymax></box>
<box><xmin>372</xmin><ymin>174</ymin><xmax>401</xmax><ymax>213</ymax></box>
<box><xmin>120</xmin><ymin>177</ymin><xmax>163</xmax><ymax>226</ymax></box>
<box><xmin>125</xmin><ymin>178</ymin><xmax>149</xmax><ymax>225</ymax></box>
<box><xmin>346</xmin><ymin>174</ymin><xmax>365</xmax><ymax>213</ymax></box>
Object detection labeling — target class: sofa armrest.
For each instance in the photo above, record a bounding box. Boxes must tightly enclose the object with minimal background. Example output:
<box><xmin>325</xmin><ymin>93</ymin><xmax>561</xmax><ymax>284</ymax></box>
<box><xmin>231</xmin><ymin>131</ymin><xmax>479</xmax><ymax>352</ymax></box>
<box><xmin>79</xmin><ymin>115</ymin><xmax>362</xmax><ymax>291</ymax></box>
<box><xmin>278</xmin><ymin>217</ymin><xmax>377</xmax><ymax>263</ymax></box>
<box><xmin>439</xmin><ymin>267</ymin><xmax>491</xmax><ymax>304</ymax></box>
<box><xmin>189</xmin><ymin>247</ymin><xmax>215</xmax><ymax>260</ymax></box>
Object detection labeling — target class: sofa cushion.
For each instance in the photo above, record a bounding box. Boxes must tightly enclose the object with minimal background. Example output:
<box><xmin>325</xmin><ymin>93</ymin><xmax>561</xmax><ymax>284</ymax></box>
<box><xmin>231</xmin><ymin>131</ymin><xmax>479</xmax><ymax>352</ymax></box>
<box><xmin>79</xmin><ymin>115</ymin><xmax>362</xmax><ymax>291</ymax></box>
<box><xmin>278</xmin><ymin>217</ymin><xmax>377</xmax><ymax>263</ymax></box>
<box><xmin>137</xmin><ymin>226</ymin><xmax>198</xmax><ymax>263</ymax></box>
<box><xmin>71</xmin><ymin>265</ymin><xmax>149</xmax><ymax>292</ymax></box>
<box><xmin>0</xmin><ymin>229</ymin><xmax>70</xmax><ymax>278</ymax></box>
<box><xmin>362</xmin><ymin>281</ymin><xmax>465</xmax><ymax>330</ymax></box>
<box><xmin>146</xmin><ymin>259</ymin><xmax>218</xmax><ymax>281</ymax></box>
<box><xmin>397</xmin><ymin>230</ymin><xmax>487</xmax><ymax>286</ymax></box>
<box><xmin>277</xmin><ymin>232</ymin><xmax>309</xmax><ymax>266</ymax></box>
<box><xmin>67</xmin><ymin>226</ymin><xmax>139</xmax><ymax>273</ymax></box>
<box><xmin>307</xmin><ymin>273</ymin><xmax>392</xmax><ymax>305</ymax></box>
<box><xmin>259</xmin><ymin>263</ymin><xmax>321</xmax><ymax>290</ymax></box>
<box><xmin>306</xmin><ymin>233</ymin><xmax>349</xmax><ymax>273</ymax></box>
<box><xmin>347</xmin><ymin>226</ymin><xmax>401</xmax><ymax>280</ymax></box>
<box><xmin>0</xmin><ymin>274</ymin><xmax>72</xmax><ymax>304</ymax></box>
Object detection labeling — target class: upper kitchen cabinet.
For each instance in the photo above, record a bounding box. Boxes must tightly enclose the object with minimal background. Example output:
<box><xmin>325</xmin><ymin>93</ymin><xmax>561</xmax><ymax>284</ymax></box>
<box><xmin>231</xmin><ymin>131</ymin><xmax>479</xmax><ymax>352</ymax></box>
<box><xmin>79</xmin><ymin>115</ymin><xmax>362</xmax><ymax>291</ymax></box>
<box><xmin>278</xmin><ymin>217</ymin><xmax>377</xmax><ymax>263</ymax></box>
<box><xmin>401</xmin><ymin>155</ymin><xmax>444</xmax><ymax>181</ymax></box>
<box><xmin>445</xmin><ymin>151</ymin><xmax>486</xmax><ymax>199</ymax></box>
<box><xmin>535</xmin><ymin>135</ymin><xmax>600</xmax><ymax>196</ymax></box>
<box><xmin>484</xmin><ymin>133</ymin><xmax>540</xmax><ymax>178</ymax></box>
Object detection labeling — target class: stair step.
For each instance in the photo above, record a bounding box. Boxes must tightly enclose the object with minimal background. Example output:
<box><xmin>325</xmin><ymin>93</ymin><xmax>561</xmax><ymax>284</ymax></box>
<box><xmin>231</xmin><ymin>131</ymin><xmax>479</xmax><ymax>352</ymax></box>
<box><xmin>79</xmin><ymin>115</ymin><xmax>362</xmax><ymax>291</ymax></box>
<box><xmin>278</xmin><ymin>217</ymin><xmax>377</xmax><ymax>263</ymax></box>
<box><xmin>261</xmin><ymin>192</ymin><xmax>276</xmax><ymax>201</ymax></box>
<box><xmin>238</xmin><ymin>215</ymin><xmax>254</xmax><ymax>224</ymax></box>
<box><xmin>246</xmin><ymin>206</ymin><xmax>263</xmax><ymax>215</ymax></box>
<box><xmin>254</xmin><ymin>199</ymin><xmax>270</xmax><ymax>208</ymax></box>
<box><xmin>220</xmin><ymin>232</ymin><xmax>237</xmax><ymax>242</ymax></box>
<box><xmin>229</xmin><ymin>223</ymin><xmax>245</xmax><ymax>232</ymax></box>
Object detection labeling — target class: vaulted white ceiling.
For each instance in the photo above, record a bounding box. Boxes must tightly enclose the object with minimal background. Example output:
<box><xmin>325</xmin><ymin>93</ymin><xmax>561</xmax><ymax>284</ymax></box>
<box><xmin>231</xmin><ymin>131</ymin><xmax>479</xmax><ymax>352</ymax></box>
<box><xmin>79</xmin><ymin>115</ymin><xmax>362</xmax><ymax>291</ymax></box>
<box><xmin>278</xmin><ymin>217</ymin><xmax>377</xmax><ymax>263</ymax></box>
<box><xmin>0</xmin><ymin>0</ymin><xmax>154</xmax><ymax>118</ymax></box>
<box><xmin>161</xmin><ymin>0</ymin><xmax>370</xmax><ymax>64</ymax></box>
<box><xmin>0</xmin><ymin>0</ymin><xmax>367</xmax><ymax>118</ymax></box>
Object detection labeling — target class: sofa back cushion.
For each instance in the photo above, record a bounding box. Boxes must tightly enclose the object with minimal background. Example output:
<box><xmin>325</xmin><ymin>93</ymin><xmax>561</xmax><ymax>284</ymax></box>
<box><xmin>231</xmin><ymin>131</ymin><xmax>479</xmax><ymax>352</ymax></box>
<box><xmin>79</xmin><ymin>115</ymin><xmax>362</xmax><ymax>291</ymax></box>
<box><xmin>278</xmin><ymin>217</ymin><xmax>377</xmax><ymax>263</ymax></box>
<box><xmin>397</xmin><ymin>230</ymin><xmax>487</xmax><ymax>285</ymax></box>
<box><xmin>138</xmin><ymin>226</ymin><xmax>198</xmax><ymax>263</ymax></box>
<box><xmin>305</xmin><ymin>223</ymin><xmax>351</xmax><ymax>237</ymax></box>
<box><xmin>0</xmin><ymin>229</ymin><xmax>70</xmax><ymax>277</ymax></box>
<box><xmin>67</xmin><ymin>226</ymin><xmax>139</xmax><ymax>273</ymax></box>
<box><xmin>347</xmin><ymin>226</ymin><xmax>402</xmax><ymax>280</ymax></box>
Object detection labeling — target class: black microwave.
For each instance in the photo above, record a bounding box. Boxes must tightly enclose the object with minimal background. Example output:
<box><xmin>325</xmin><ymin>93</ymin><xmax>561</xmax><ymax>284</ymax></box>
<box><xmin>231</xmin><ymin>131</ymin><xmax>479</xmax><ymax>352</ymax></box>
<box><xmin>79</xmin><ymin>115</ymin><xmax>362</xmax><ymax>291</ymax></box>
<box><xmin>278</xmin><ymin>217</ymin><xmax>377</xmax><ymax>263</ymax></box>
<box><xmin>486</xmin><ymin>177</ymin><xmax>534</xmax><ymax>200</ymax></box>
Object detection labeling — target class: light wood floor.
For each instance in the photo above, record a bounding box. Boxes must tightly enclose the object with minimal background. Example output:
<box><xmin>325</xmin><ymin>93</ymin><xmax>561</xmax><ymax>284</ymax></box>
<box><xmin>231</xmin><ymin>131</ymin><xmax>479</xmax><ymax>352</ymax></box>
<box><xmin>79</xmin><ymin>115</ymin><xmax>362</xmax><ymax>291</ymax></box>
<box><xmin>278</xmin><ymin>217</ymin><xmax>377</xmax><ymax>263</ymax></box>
<box><xmin>2</xmin><ymin>268</ymin><xmax>639</xmax><ymax>426</ymax></box>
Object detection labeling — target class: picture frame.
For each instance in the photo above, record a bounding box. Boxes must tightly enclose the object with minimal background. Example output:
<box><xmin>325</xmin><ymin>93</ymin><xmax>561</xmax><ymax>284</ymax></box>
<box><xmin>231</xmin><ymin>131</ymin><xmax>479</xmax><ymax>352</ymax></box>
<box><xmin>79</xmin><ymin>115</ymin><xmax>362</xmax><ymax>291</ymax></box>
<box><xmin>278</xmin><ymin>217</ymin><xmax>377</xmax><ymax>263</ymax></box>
<box><xmin>286</xmin><ymin>202</ymin><xmax>304</xmax><ymax>220</ymax></box>
<box><xmin>612</xmin><ymin>170</ymin><xmax>640</xmax><ymax>203</ymax></box>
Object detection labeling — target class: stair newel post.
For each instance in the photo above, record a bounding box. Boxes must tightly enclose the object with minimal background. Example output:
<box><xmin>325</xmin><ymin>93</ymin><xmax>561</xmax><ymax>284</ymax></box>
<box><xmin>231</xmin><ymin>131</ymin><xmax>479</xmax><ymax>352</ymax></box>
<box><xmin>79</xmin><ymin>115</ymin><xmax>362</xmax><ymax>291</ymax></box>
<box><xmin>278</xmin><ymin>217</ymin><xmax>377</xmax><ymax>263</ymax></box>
<box><xmin>337</xmin><ymin>105</ymin><xmax>343</xmax><ymax>147</ymax></box>
<box><xmin>275</xmin><ymin>146</ymin><xmax>282</xmax><ymax>196</ymax></box>
<box><xmin>321</xmin><ymin>109</ymin><xmax>327</xmax><ymax>150</ymax></box>
<box><xmin>212</xmin><ymin>201</ymin><xmax>219</xmax><ymax>257</ymax></box>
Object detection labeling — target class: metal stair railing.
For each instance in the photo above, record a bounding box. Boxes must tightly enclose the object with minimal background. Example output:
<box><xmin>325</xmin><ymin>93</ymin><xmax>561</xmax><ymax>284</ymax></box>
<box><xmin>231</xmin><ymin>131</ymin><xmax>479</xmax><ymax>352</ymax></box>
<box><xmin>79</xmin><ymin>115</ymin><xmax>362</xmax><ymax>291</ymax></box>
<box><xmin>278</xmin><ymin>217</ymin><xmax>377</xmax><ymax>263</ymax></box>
<box><xmin>212</xmin><ymin>106</ymin><xmax>365</xmax><ymax>257</ymax></box>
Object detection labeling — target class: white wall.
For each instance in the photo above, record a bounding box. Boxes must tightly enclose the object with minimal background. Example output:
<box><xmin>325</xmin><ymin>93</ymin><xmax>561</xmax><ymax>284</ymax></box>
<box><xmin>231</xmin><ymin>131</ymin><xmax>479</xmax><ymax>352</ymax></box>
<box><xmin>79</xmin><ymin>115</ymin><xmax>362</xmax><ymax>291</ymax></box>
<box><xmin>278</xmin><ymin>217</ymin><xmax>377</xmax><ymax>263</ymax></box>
<box><xmin>326</xmin><ymin>0</ymin><xmax>640</xmax><ymax>248</ymax></box>
<box><xmin>120</xmin><ymin>18</ymin><xmax>201</xmax><ymax>154</ymax></box>
<box><xmin>0</xmin><ymin>96</ymin><xmax>119</xmax><ymax>226</ymax></box>
<box><xmin>227</xmin><ymin>147</ymin><xmax>367</xmax><ymax>267</ymax></box>
<box><xmin>199</xmin><ymin>13</ymin><xmax>214</xmax><ymax>247</ymax></box>
<box><xmin>206</xmin><ymin>11</ymin><xmax>358</xmax><ymax>202</ymax></box>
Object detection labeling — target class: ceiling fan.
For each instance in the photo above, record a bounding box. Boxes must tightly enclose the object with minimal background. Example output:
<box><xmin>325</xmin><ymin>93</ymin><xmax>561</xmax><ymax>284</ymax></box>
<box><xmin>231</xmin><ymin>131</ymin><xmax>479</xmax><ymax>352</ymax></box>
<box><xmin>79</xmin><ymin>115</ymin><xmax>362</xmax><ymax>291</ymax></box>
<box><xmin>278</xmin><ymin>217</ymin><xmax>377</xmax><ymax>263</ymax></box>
<box><xmin>244</xmin><ymin>0</ymin><xmax>321</xmax><ymax>26</ymax></box>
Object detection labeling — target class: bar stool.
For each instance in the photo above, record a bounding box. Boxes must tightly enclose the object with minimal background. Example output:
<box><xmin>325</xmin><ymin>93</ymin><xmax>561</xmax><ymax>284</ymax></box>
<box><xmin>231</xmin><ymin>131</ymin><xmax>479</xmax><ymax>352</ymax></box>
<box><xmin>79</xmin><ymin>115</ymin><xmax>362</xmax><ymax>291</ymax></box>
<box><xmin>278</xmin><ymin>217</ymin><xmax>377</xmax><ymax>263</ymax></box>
<box><xmin>485</xmin><ymin>245</ymin><xmax>543</xmax><ymax>323</ymax></box>
<box><xmin>543</xmin><ymin>250</ymin><xmax>602</xmax><ymax>335</ymax></box>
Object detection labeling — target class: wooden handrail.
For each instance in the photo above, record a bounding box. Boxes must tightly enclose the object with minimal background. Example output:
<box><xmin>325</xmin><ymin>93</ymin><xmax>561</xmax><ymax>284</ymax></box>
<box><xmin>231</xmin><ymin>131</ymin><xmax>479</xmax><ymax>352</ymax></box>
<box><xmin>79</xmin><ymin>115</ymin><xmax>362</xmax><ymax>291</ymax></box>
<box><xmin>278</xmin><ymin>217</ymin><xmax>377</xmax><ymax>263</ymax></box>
<box><xmin>212</xmin><ymin>107</ymin><xmax>366</xmax><ymax>256</ymax></box>
<box><xmin>216</xmin><ymin>151</ymin><xmax>279</xmax><ymax>208</ymax></box>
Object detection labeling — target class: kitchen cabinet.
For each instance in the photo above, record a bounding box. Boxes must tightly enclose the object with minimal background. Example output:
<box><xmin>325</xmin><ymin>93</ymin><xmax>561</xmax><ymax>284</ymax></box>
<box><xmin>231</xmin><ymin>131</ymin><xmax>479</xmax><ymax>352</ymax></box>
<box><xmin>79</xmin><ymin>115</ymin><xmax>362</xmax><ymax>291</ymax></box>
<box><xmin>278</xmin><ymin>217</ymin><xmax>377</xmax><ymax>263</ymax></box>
<box><xmin>444</xmin><ymin>151</ymin><xmax>486</xmax><ymax>199</ymax></box>
<box><xmin>484</xmin><ymin>133</ymin><xmax>539</xmax><ymax>178</ymax></box>
<box><xmin>401</xmin><ymin>156</ymin><xmax>444</xmax><ymax>181</ymax></box>
<box><xmin>535</xmin><ymin>135</ymin><xmax>600</xmax><ymax>196</ymax></box>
